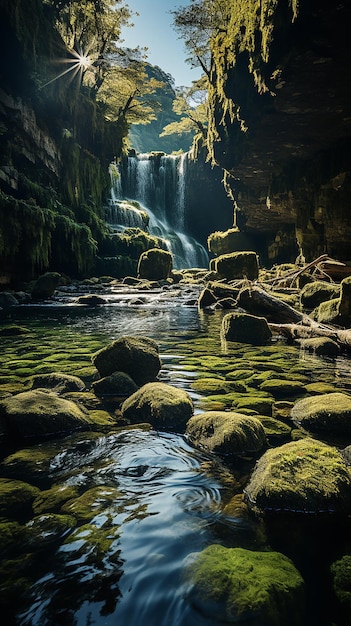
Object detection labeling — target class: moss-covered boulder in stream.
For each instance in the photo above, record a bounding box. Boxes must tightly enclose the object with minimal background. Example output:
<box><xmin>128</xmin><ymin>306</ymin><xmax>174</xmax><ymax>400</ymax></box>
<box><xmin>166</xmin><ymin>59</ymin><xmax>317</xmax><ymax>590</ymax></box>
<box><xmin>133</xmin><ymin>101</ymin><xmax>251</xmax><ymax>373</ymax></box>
<box><xmin>300</xmin><ymin>280</ymin><xmax>340</xmax><ymax>309</ymax></box>
<box><xmin>137</xmin><ymin>247</ymin><xmax>173</xmax><ymax>280</ymax></box>
<box><xmin>214</xmin><ymin>250</ymin><xmax>259</xmax><ymax>280</ymax></box>
<box><xmin>291</xmin><ymin>392</ymin><xmax>351</xmax><ymax>436</ymax></box>
<box><xmin>0</xmin><ymin>389</ymin><xmax>93</xmax><ymax>442</ymax></box>
<box><xmin>312</xmin><ymin>276</ymin><xmax>351</xmax><ymax>324</ymax></box>
<box><xmin>221</xmin><ymin>312</ymin><xmax>272</xmax><ymax>345</ymax></box>
<box><xmin>244</xmin><ymin>438</ymin><xmax>351</xmax><ymax>514</ymax></box>
<box><xmin>121</xmin><ymin>382</ymin><xmax>193</xmax><ymax>431</ymax></box>
<box><xmin>186</xmin><ymin>411</ymin><xmax>267</xmax><ymax>457</ymax></box>
<box><xmin>31</xmin><ymin>372</ymin><xmax>86</xmax><ymax>393</ymax></box>
<box><xmin>92</xmin><ymin>371</ymin><xmax>139</xmax><ymax>397</ymax></box>
<box><xmin>92</xmin><ymin>335</ymin><xmax>161</xmax><ymax>386</ymax></box>
<box><xmin>31</xmin><ymin>272</ymin><xmax>61</xmax><ymax>299</ymax></box>
<box><xmin>186</xmin><ymin>544</ymin><xmax>305</xmax><ymax>625</ymax></box>
<box><xmin>0</xmin><ymin>478</ymin><xmax>40</xmax><ymax>521</ymax></box>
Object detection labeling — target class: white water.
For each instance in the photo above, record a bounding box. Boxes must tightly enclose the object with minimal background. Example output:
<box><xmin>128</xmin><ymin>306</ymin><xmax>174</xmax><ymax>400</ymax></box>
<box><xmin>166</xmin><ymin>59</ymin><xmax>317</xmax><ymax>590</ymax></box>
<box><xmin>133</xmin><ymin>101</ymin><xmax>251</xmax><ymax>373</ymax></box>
<box><xmin>106</xmin><ymin>153</ymin><xmax>208</xmax><ymax>269</ymax></box>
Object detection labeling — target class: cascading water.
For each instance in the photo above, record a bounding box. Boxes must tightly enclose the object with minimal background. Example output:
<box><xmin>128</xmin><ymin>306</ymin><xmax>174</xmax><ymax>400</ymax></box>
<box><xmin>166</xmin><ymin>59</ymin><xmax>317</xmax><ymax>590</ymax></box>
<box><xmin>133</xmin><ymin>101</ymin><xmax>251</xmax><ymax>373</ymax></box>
<box><xmin>107</xmin><ymin>153</ymin><xmax>209</xmax><ymax>270</ymax></box>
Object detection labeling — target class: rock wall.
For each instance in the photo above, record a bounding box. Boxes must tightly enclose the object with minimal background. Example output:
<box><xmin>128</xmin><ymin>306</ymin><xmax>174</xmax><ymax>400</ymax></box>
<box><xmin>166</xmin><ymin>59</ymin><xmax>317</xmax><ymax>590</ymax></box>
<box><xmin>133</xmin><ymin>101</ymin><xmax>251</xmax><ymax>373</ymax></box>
<box><xmin>207</xmin><ymin>0</ymin><xmax>351</xmax><ymax>264</ymax></box>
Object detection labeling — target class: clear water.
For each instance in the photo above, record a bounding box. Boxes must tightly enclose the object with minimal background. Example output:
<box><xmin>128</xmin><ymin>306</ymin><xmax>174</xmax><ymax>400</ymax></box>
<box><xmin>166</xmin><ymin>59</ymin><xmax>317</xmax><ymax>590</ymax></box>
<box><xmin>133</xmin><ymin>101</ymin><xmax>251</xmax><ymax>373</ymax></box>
<box><xmin>1</xmin><ymin>300</ymin><xmax>351</xmax><ymax>626</ymax></box>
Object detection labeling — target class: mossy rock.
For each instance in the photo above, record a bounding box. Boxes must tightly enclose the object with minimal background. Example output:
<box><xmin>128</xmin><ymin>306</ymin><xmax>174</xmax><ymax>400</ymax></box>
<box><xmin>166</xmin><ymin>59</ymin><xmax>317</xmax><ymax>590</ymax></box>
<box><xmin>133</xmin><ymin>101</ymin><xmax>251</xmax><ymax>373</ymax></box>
<box><xmin>302</xmin><ymin>337</ymin><xmax>340</xmax><ymax>356</ymax></box>
<box><xmin>0</xmin><ymin>478</ymin><xmax>40</xmax><ymax>521</ymax></box>
<box><xmin>121</xmin><ymin>382</ymin><xmax>193</xmax><ymax>431</ymax></box>
<box><xmin>190</xmin><ymin>377</ymin><xmax>238</xmax><ymax>395</ymax></box>
<box><xmin>226</xmin><ymin>368</ymin><xmax>255</xmax><ymax>381</ymax></box>
<box><xmin>137</xmin><ymin>247</ymin><xmax>173</xmax><ymax>280</ymax></box>
<box><xmin>25</xmin><ymin>513</ymin><xmax>76</xmax><ymax>548</ymax></box>
<box><xmin>1</xmin><ymin>445</ymin><xmax>59</xmax><ymax>487</ymax></box>
<box><xmin>300</xmin><ymin>281</ymin><xmax>340</xmax><ymax>309</ymax></box>
<box><xmin>290</xmin><ymin>392</ymin><xmax>351</xmax><ymax>435</ymax></box>
<box><xmin>222</xmin><ymin>312</ymin><xmax>272</xmax><ymax>345</ymax></box>
<box><xmin>61</xmin><ymin>485</ymin><xmax>121</xmax><ymax>523</ymax></box>
<box><xmin>31</xmin><ymin>272</ymin><xmax>61</xmax><ymax>299</ymax></box>
<box><xmin>255</xmin><ymin>415</ymin><xmax>292</xmax><ymax>443</ymax></box>
<box><xmin>214</xmin><ymin>250</ymin><xmax>259</xmax><ymax>281</ymax></box>
<box><xmin>0</xmin><ymin>326</ymin><xmax>31</xmax><ymax>337</ymax></box>
<box><xmin>244</xmin><ymin>438</ymin><xmax>351</xmax><ymax>514</ymax></box>
<box><xmin>186</xmin><ymin>544</ymin><xmax>305</xmax><ymax>625</ymax></box>
<box><xmin>92</xmin><ymin>335</ymin><xmax>161</xmax><ymax>386</ymax></box>
<box><xmin>304</xmin><ymin>382</ymin><xmax>338</xmax><ymax>394</ymax></box>
<box><xmin>207</xmin><ymin>228</ymin><xmax>256</xmax><ymax>256</ymax></box>
<box><xmin>0</xmin><ymin>521</ymin><xmax>24</xmax><ymax>555</ymax></box>
<box><xmin>75</xmin><ymin>294</ymin><xmax>106</xmax><ymax>306</ymax></box>
<box><xmin>331</xmin><ymin>554</ymin><xmax>351</xmax><ymax>616</ymax></box>
<box><xmin>259</xmin><ymin>379</ymin><xmax>306</xmax><ymax>398</ymax></box>
<box><xmin>31</xmin><ymin>372</ymin><xmax>86</xmax><ymax>393</ymax></box>
<box><xmin>33</xmin><ymin>484</ymin><xmax>79</xmax><ymax>515</ymax></box>
<box><xmin>92</xmin><ymin>371</ymin><xmax>138</xmax><ymax>397</ymax></box>
<box><xmin>197</xmin><ymin>287</ymin><xmax>217</xmax><ymax>309</ymax></box>
<box><xmin>0</xmin><ymin>389</ymin><xmax>93</xmax><ymax>442</ymax></box>
<box><xmin>232</xmin><ymin>394</ymin><xmax>274</xmax><ymax>416</ymax></box>
<box><xmin>87</xmin><ymin>409</ymin><xmax>116</xmax><ymax>430</ymax></box>
<box><xmin>185</xmin><ymin>411</ymin><xmax>267</xmax><ymax>457</ymax></box>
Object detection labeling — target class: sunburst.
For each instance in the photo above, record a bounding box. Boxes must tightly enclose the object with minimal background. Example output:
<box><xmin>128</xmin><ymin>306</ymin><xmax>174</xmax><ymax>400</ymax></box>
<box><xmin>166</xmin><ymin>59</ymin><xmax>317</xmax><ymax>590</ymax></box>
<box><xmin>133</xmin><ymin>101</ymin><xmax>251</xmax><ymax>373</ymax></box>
<box><xmin>39</xmin><ymin>47</ymin><xmax>94</xmax><ymax>90</ymax></box>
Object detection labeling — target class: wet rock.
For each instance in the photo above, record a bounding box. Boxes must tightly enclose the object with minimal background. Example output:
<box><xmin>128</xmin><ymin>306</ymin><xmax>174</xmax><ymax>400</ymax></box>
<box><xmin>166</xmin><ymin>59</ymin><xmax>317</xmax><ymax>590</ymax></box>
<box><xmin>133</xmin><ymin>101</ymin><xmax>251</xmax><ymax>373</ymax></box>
<box><xmin>33</xmin><ymin>484</ymin><xmax>79</xmax><ymax>515</ymax></box>
<box><xmin>197</xmin><ymin>287</ymin><xmax>217</xmax><ymax>309</ymax></box>
<box><xmin>137</xmin><ymin>247</ymin><xmax>173</xmax><ymax>280</ymax></box>
<box><xmin>255</xmin><ymin>415</ymin><xmax>292</xmax><ymax>443</ymax></box>
<box><xmin>331</xmin><ymin>554</ymin><xmax>351</xmax><ymax>618</ymax></box>
<box><xmin>75</xmin><ymin>294</ymin><xmax>106</xmax><ymax>306</ymax></box>
<box><xmin>186</xmin><ymin>544</ymin><xmax>305</xmax><ymax>625</ymax></box>
<box><xmin>121</xmin><ymin>382</ymin><xmax>193</xmax><ymax>431</ymax></box>
<box><xmin>302</xmin><ymin>337</ymin><xmax>341</xmax><ymax>356</ymax></box>
<box><xmin>300</xmin><ymin>280</ymin><xmax>340</xmax><ymax>309</ymax></box>
<box><xmin>290</xmin><ymin>392</ymin><xmax>351</xmax><ymax>436</ymax></box>
<box><xmin>25</xmin><ymin>513</ymin><xmax>76</xmax><ymax>548</ymax></box>
<box><xmin>61</xmin><ymin>485</ymin><xmax>121</xmax><ymax>523</ymax></box>
<box><xmin>31</xmin><ymin>372</ymin><xmax>86</xmax><ymax>393</ymax></box>
<box><xmin>214</xmin><ymin>250</ymin><xmax>259</xmax><ymax>281</ymax></box>
<box><xmin>208</xmin><ymin>228</ymin><xmax>256</xmax><ymax>256</ymax></box>
<box><xmin>92</xmin><ymin>335</ymin><xmax>161</xmax><ymax>386</ymax></box>
<box><xmin>186</xmin><ymin>411</ymin><xmax>267</xmax><ymax>456</ymax></box>
<box><xmin>221</xmin><ymin>311</ymin><xmax>272</xmax><ymax>345</ymax></box>
<box><xmin>312</xmin><ymin>276</ymin><xmax>351</xmax><ymax>324</ymax></box>
<box><xmin>0</xmin><ymin>292</ymin><xmax>19</xmax><ymax>308</ymax></box>
<box><xmin>92</xmin><ymin>371</ymin><xmax>138</xmax><ymax>397</ymax></box>
<box><xmin>0</xmin><ymin>478</ymin><xmax>40</xmax><ymax>521</ymax></box>
<box><xmin>244</xmin><ymin>438</ymin><xmax>351</xmax><ymax>514</ymax></box>
<box><xmin>31</xmin><ymin>272</ymin><xmax>61</xmax><ymax>299</ymax></box>
<box><xmin>259</xmin><ymin>378</ymin><xmax>306</xmax><ymax>398</ymax></box>
<box><xmin>0</xmin><ymin>389</ymin><xmax>93</xmax><ymax>442</ymax></box>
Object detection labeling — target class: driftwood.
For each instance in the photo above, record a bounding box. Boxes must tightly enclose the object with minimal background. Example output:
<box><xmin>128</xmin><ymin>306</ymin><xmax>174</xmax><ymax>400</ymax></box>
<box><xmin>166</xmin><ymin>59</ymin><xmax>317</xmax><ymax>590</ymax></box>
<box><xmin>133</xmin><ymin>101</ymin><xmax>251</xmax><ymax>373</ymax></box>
<box><xmin>237</xmin><ymin>286</ymin><xmax>304</xmax><ymax>324</ymax></box>
<box><xmin>268</xmin><ymin>322</ymin><xmax>351</xmax><ymax>350</ymax></box>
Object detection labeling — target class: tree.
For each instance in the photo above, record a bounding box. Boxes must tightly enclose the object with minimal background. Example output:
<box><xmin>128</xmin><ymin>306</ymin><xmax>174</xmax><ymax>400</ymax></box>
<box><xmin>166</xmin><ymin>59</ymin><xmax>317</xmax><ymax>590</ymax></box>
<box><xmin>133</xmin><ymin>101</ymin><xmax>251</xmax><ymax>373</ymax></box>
<box><xmin>160</xmin><ymin>78</ymin><xmax>208</xmax><ymax>145</ymax></box>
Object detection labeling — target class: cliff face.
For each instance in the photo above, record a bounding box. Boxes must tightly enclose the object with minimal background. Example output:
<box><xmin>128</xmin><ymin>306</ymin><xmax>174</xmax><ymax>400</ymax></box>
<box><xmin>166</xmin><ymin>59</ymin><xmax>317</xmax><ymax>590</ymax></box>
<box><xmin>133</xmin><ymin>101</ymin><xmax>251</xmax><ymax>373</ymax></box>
<box><xmin>0</xmin><ymin>0</ymin><xmax>125</xmax><ymax>284</ymax></box>
<box><xmin>209</xmin><ymin>0</ymin><xmax>351</xmax><ymax>263</ymax></box>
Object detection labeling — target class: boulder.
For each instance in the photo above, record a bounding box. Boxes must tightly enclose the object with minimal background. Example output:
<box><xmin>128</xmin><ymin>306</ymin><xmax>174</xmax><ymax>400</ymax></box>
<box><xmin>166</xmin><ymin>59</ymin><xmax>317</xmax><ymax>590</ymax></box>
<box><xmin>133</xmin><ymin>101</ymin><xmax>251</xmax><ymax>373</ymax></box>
<box><xmin>207</xmin><ymin>228</ymin><xmax>256</xmax><ymax>256</ymax></box>
<box><xmin>221</xmin><ymin>311</ymin><xmax>272</xmax><ymax>345</ymax></box>
<box><xmin>185</xmin><ymin>411</ymin><xmax>267</xmax><ymax>456</ymax></box>
<box><xmin>137</xmin><ymin>247</ymin><xmax>173</xmax><ymax>280</ymax></box>
<box><xmin>312</xmin><ymin>276</ymin><xmax>351</xmax><ymax>324</ymax></box>
<box><xmin>331</xmin><ymin>555</ymin><xmax>351</xmax><ymax>616</ymax></box>
<box><xmin>75</xmin><ymin>294</ymin><xmax>106</xmax><ymax>306</ymax></box>
<box><xmin>0</xmin><ymin>478</ymin><xmax>40</xmax><ymax>520</ymax></box>
<box><xmin>290</xmin><ymin>392</ymin><xmax>351</xmax><ymax>435</ymax></box>
<box><xmin>259</xmin><ymin>378</ymin><xmax>306</xmax><ymax>397</ymax></box>
<box><xmin>244</xmin><ymin>438</ymin><xmax>351</xmax><ymax>514</ymax></box>
<box><xmin>186</xmin><ymin>544</ymin><xmax>305</xmax><ymax>625</ymax></box>
<box><xmin>31</xmin><ymin>272</ymin><xmax>61</xmax><ymax>299</ymax></box>
<box><xmin>300</xmin><ymin>280</ymin><xmax>340</xmax><ymax>309</ymax></box>
<box><xmin>197</xmin><ymin>287</ymin><xmax>217</xmax><ymax>309</ymax></box>
<box><xmin>0</xmin><ymin>292</ymin><xmax>19</xmax><ymax>308</ymax></box>
<box><xmin>92</xmin><ymin>371</ymin><xmax>138</xmax><ymax>397</ymax></box>
<box><xmin>214</xmin><ymin>250</ymin><xmax>258</xmax><ymax>281</ymax></box>
<box><xmin>31</xmin><ymin>372</ymin><xmax>86</xmax><ymax>393</ymax></box>
<box><xmin>0</xmin><ymin>389</ymin><xmax>93</xmax><ymax>441</ymax></box>
<box><xmin>121</xmin><ymin>382</ymin><xmax>193</xmax><ymax>431</ymax></box>
<box><xmin>92</xmin><ymin>335</ymin><xmax>161</xmax><ymax>386</ymax></box>
<box><xmin>302</xmin><ymin>337</ymin><xmax>341</xmax><ymax>356</ymax></box>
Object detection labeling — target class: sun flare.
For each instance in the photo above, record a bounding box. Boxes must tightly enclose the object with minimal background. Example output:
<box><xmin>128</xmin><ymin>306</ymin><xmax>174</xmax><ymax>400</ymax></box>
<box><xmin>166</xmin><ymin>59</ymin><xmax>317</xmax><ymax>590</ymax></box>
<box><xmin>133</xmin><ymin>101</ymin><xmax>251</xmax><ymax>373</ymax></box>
<box><xmin>39</xmin><ymin>47</ymin><xmax>93</xmax><ymax>90</ymax></box>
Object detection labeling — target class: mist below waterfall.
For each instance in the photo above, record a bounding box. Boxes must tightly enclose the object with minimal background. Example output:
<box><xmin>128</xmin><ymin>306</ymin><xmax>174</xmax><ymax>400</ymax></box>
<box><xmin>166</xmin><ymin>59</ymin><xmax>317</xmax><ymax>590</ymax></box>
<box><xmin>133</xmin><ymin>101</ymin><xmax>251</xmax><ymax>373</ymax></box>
<box><xmin>106</xmin><ymin>153</ymin><xmax>209</xmax><ymax>270</ymax></box>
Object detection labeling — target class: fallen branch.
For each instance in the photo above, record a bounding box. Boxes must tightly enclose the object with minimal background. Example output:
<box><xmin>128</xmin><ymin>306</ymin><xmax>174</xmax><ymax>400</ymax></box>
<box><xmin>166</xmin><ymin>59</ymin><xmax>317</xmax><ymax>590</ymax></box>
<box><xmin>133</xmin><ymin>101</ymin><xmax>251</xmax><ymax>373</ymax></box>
<box><xmin>237</xmin><ymin>286</ymin><xmax>304</xmax><ymax>324</ymax></box>
<box><xmin>268</xmin><ymin>321</ymin><xmax>351</xmax><ymax>350</ymax></box>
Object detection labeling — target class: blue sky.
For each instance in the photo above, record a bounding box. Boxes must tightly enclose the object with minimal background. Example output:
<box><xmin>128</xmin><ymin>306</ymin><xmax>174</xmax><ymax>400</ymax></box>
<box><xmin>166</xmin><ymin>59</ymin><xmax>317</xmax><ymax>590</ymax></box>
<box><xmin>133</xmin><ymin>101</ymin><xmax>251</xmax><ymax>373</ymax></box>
<box><xmin>121</xmin><ymin>0</ymin><xmax>202</xmax><ymax>86</ymax></box>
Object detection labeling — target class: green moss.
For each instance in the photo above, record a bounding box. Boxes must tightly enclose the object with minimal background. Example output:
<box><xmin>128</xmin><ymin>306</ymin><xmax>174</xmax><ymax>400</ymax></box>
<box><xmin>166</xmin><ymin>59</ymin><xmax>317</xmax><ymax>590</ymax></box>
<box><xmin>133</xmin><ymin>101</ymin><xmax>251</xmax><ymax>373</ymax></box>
<box><xmin>255</xmin><ymin>415</ymin><xmax>292</xmax><ymax>443</ymax></box>
<box><xmin>331</xmin><ymin>555</ymin><xmax>351</xmax><ymax>615</ymax></box>
<box><xmin>121</xmin><ymin>382</ymin><xmax>193</xmax><ymax>431</ymax></box>
<box><xmin>291</xmin><ymin>392</ymin><xmax>351</xmax><ymax>435</ymax></box>
<box><xmin>25</xmin><ymin>513</ymin><xmax>77</xmax><ymax>548</ymax></box>
<box><xmin>32</xmin><ymin>484</ymin><xmax>79</xmax><ymax>515</ymax></box>
<box><xmin>244</xmin><ymin>438</ymin><xmax>351</xmax><ymax>514</ymax></box>
<box><xmin>0</xmin><ymin>521</ymin><xmax>25</xmax><ymax>555</ymax></box>
<box><xmin>0</xmin><ymin>478</ymin><xmax>40</xmax><ymax>520</ymax></box>
<box><xmin>187</xmin><ymin>545</ymin><xmax>305</xmax><ymax>625</ymax></box>
<box><xmin>259</xmin><ymin>379</ymin><xmax>306</xmax><ymax>398</ymax></box>
<box><xmin>191</xmin><ymin>377</ymin><xmax>244</xmax><ymax>395</ymax></box>
<box><xmin>61</xmin><ymin>486</ymin><xmax>122</xmax><ymax>523</ymax></box>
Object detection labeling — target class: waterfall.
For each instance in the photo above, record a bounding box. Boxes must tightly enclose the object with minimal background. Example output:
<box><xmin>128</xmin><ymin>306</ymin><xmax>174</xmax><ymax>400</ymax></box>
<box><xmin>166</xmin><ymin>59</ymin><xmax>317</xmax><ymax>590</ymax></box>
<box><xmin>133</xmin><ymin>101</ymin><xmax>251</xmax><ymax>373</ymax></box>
<box><xmin>107</xmin><ymin>152</ymin><xmax>209</xmax><ymax>270</ymax></box>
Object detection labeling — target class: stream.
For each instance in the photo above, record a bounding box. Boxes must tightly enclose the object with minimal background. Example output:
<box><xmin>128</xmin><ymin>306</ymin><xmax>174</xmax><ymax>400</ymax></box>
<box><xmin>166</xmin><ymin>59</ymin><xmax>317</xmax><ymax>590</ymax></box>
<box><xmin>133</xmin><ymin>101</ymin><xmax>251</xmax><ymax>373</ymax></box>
<box><xmin>1</xmin><ymin>289</ymin><xmax>351</xmax><ymax>626</ymax></box>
